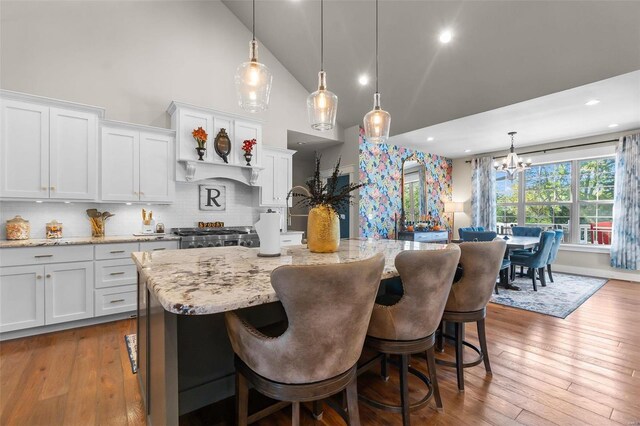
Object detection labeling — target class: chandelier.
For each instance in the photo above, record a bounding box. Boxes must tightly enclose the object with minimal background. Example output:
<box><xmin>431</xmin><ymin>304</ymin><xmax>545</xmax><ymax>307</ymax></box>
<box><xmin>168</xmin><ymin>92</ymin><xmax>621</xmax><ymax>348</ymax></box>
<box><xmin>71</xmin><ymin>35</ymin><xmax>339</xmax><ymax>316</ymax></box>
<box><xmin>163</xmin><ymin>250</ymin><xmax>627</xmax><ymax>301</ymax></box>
<box><xmin>494</xmin><ymin>131</ymin><xmax>532</xmax><ymax>179</ymax></box>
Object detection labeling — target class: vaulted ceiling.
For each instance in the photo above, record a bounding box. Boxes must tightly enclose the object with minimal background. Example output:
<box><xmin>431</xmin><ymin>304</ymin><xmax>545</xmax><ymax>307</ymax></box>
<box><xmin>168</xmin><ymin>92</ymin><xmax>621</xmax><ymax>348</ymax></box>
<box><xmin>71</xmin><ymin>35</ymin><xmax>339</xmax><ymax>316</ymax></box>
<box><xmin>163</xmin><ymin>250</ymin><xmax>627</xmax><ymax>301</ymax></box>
<box><xmin>223</xmin><ymin>0</ymin><xmax>640</xmax><ymax>140</ymax></box>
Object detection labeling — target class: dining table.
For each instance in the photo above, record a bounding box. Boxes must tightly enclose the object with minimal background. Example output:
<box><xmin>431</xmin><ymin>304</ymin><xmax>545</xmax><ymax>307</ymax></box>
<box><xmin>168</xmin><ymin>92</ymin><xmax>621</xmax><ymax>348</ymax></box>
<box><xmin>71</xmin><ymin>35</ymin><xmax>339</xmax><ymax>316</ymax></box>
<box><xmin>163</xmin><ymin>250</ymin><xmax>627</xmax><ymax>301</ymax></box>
<box><xmin>499</xmin><ymin>235</ymin><xmax>540</xmax><ymax>290</ymax></box>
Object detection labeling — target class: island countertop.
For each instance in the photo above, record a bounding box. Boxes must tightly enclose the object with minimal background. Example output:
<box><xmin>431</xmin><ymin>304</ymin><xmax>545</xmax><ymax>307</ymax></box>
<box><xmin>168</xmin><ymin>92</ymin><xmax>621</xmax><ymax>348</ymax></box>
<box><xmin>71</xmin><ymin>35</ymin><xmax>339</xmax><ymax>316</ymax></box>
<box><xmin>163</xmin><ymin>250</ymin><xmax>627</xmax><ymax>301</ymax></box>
<box><xmin>133</xmin><ymin>238</ymin><xmax>447</xmax><ymax>315</ymax></box>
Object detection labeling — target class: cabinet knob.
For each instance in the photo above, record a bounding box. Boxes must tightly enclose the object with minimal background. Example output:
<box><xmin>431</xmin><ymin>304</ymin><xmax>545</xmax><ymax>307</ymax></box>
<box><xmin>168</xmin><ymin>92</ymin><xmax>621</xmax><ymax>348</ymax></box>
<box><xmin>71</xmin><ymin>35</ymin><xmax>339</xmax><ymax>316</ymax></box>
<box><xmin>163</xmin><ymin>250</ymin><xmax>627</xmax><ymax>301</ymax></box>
<box><xmin>46</xmin><ymin>274</ymin><xmax>51</xmax><ymax>278</ymax></box>
<box><xmin>50</xmin><ymin>186</ymin><xmax>56</xmax><ymax>191</ymax></box>
<box><xmin>134</xmin><ymin>191</ymin><xmax>138</xmax><ymax>195</ymax></box>
<box><xmin>41</xmin><ymin>187</ymin><xmax>47</xmax><ymax>191</ymax></box>
<box><xmin>36</xmin><ymin>275</ymin><xmax>43</xmax><ymax>279</ymax></box>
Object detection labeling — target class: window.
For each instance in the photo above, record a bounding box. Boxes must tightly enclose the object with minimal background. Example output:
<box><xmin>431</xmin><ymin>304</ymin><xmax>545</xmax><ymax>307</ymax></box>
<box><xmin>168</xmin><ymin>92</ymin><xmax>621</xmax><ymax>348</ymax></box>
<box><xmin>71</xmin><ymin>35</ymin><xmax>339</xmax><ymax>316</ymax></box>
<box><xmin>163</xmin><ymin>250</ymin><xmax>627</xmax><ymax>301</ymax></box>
<box><xmin>578</xmin><ymin>158</ymin><xmax>615</xmax><ymax>244</ymax></box>
<box><xmin>524</xmin><ymin>162</ymin><xmax>572</xmax><ymax>241</ymax></box>
<box><xmin>494</xmin><ymin>156</ymin><xmax>615</xmax><ymax>245</ymax></box>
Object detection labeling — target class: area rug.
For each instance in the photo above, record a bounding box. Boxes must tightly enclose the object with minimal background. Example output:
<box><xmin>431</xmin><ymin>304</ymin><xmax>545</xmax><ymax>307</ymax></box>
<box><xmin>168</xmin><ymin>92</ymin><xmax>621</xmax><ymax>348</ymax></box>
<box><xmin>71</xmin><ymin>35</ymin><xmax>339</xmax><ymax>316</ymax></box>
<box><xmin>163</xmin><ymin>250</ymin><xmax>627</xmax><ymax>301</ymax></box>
<box><xmin>124</xmin><ymin>334</ymin><xmax>138</xmax><ymax>374</ymax></box>
<box><xmin>490</xmin><ymin>272</ymin><xmax>607</xmax><ymax>318</ymax></box>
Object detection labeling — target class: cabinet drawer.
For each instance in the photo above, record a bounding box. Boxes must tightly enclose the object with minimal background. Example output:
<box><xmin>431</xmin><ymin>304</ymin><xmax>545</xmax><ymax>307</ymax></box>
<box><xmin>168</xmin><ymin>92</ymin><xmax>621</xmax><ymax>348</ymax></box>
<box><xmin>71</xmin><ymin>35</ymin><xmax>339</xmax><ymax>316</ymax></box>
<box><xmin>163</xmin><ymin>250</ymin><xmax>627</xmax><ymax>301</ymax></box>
<box><xmin>94</xmin><ymin>285</ymin><xmax>137</xmax><ymax>317</ymax></box>
<box><xmin>139</xmin><ymin>240</ymin><xmax>178</xmax><ymax>252</ymax></box>
<box><xmin>0</xmin><ymin>245</ymin><xmax>93</xmax><ymax>267</ymax></box>
<box><xmin>280</xmin><ymin>234</ymin><xmax>303</xmax><ymax>246</ymax></box>
<box><xmin>95</xmin><ymin>259</ymin><xmax>136</xmax><ymax>288</ymax></box>
<box><xmin>95</xmin><ymin>243</ymin><xmax>139</xmax><ymax>260</ymax></box>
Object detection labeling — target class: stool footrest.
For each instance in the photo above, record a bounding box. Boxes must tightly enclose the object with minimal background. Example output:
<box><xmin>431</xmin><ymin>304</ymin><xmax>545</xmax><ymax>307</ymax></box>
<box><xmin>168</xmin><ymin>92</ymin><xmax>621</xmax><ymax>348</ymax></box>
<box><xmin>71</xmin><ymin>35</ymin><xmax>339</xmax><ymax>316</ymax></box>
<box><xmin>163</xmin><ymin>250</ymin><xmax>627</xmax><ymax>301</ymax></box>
<box><xmin>435</xmin><ymin>334</ymin><xmax>484</xmax><ymax>368</ymax></box>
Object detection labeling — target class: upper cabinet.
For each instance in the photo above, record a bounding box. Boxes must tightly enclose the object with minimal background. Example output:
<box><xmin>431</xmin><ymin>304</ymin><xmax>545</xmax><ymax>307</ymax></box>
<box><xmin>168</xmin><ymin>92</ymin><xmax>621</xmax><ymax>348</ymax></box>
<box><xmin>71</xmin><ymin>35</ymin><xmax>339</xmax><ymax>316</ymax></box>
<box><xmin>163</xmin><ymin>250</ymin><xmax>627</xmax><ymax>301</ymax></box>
<box><xmin>167</xmin><ymin>101</ymin><xmax>264</xmax><ymax>185</ymax></box>
<box><xmin>101</xmin><ymin>121</ymin><xmax>175</xmax><ymax>203</ymax></box>
<box><xmin>260</xmin><ymin>147</ymin><xmax>295</xmax><ymax>207</ymax></box>
<box><xmin>0</xmin><ymin>92</ymin><xmax>102</xmax><ymax>200</ymax></box>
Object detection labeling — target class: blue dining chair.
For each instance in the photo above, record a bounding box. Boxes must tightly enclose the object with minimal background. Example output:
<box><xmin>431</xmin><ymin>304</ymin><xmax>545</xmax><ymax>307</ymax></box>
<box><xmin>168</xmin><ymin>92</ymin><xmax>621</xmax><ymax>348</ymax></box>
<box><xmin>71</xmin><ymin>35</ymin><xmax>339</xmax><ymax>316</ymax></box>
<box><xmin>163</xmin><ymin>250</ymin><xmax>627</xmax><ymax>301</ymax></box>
<box><xmin>509</xmin><ymin>231</ymin><xmax>555</xmax><ymax>291</ymax></box>
<box><xmin>511</xmin><ymin>226</ymin><xmax>542</xmax><ymax>237</ymax></box>
<box><xmin>545</xmin><ymin>229</ymin><xmax>564</xmax><ymax>283</ymax></box>
<box><xmin>458</xmin><ymin>227</ymin><xmax>485</xmax><ymax>241</ymax></box>
<box><xmin>459</xmin><ymin>229</ymin><xmax>491</xmax><ymax>242</ymax></box>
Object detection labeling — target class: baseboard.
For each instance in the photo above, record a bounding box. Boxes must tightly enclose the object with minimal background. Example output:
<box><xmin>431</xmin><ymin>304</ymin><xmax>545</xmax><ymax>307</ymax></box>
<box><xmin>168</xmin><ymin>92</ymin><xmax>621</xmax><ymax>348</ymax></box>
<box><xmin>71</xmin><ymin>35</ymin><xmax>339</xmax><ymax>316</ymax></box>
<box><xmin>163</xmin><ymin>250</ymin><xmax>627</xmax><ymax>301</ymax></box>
<box><xmin>0</xmin><ymin>311</ymin><xmax>136</xmax><ymax>341</ymax></box>
<box><xmin>553</xmin><ymin>264</ymin><xmax>640</xmax><ymax>282</ymax></box>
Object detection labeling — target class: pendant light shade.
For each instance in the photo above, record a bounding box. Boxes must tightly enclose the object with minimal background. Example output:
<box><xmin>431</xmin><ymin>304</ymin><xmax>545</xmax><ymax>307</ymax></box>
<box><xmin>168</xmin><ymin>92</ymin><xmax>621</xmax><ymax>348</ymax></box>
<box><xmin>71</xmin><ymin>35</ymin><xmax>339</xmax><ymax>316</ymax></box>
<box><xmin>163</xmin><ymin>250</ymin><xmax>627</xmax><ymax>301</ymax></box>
<box><xmin>235</xmin><ymin>0</ymin><xmax>272</xmax><ymax>113</ymax></box>
<box><xmin>364</xmin><ymin>0</ymin><xmax>390</xmax><ymax>144</ymax></box>
<box><xmin>307</xmin><ymin>0</ymin><xmax>337</xmax><ymax>131</ymax></box>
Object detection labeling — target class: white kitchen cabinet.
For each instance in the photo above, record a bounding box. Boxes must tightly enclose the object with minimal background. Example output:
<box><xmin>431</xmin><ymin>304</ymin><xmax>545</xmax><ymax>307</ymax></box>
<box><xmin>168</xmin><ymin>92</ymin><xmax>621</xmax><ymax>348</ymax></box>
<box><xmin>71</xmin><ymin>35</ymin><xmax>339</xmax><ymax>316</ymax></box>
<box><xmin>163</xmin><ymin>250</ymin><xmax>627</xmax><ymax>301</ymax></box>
<box><xmin>139</xmin><ymin>240</ymin><xmax>179</xmax><ymax>252</ymax></box>
<box><xmin>260</xmin><ymin>147</ymin><xmax>295</xmax><ymax>207</ymax></box>
<box><xmin>140</xmin><ymin>132</ymin><xmax>174</xmax><ymax>202</ymax></box>
<box><xmin>44</xmin><ymin>261</ymin><xmax>94</xmax><ymax>325</ymax></box>
<box><xmin>0</xmin><ymin>265</ymin><xmax>45</xmax><ymax>333</ymax></box>
<box><xmin>101</xmin><ymin>122</ymin><xmax>175</xmax><ymax>203</ymax></box>
<box><xmin>233</xmin><ymin>120</ymin><xmax>262</xmax><ymax>166</ymax></box>
<box><xmin>49</xmin><ymin>108</ymin><xmax>98</xmax><ymax>200</ymax></box>
<box><xmin>0</xmin><ymin>92</ymin><xmax>102</xmax><ymax>201</ymax></box>
<box><xmin>94</xmin><ymin>285</ymin><xmax>137</xmax><ymax>317</ymax></box>
<box><xmin>0</xmin><ymin>99</ymin><xmax>50</xmax><ymax>199</ymax></box>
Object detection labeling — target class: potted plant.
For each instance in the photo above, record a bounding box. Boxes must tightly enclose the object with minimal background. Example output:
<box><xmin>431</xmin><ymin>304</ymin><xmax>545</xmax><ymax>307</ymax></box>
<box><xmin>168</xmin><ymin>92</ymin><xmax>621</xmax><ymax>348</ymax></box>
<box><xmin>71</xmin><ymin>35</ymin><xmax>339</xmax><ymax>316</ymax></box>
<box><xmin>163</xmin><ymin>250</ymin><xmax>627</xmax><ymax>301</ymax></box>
<box><xmin>192</xmin><ymin>127</ymin><xmax>208</xmax><ymax>161</ymax></box>
<box><xmin>242</xmin><ymin>138</ymin><xmax>257</xmax><ymax>166</ymax></box>
<box><xmin>292</xmin><ymin>156</ymin><xmax>365</xmax><ymax>253</ymax></box>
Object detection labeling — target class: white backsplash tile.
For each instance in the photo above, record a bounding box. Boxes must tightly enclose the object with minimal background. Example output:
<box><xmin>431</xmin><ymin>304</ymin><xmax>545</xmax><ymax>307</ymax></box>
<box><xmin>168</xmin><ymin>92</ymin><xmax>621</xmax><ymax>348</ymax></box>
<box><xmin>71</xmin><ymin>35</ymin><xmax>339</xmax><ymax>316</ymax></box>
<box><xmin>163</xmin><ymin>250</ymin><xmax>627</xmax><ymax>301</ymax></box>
<box><xmin>0</xmin><ymin>180</ymin><xmax>282</xmax><ymax>239</ymax></box>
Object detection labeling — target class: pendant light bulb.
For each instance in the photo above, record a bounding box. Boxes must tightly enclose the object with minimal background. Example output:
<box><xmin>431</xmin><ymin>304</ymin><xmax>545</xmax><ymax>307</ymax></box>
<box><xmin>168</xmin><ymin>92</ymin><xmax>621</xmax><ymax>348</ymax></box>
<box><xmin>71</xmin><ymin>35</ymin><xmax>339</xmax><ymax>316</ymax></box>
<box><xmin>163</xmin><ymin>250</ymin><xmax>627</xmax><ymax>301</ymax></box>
<box><xmin>363</xmin><ymin>0</ymin><xmax>390</xmax><ymax>144</ymax></box>
<box><xmin>235</xmin><ymin>1</ymin><xmax>273</xmax><ymax>113</ymax></box>
<box><xmin>307</xmin><ymin>0</ymin><xmax>337</xmax><ymax>131</ymax></box>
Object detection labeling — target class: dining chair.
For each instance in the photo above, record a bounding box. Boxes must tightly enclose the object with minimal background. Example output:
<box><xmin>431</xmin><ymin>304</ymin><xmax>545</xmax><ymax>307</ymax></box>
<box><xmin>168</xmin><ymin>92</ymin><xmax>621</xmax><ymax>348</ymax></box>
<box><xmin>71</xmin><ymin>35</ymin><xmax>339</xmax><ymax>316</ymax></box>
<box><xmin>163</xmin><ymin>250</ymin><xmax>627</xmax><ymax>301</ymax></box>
<box><xmin>509</xmin><ymin>231</ymin><xmax>556</xmax><ymax>291</ymax></box>
<box><xmin>225</xmin><ymin>253</ymin><xmax>385</xmax><ymax>426</ymax></box>
<box><xmin>458</xmin><ymin>227</ymin><xmax>485</xmax><ymax>241</ymax></box>
<box><xmin>511</xmin><ymin>226</ymin><xmax>543</xmax><ymax>237</ymax></box>
<box><xmin>545</xmin><ymin>229</ymin><xmax>564</xmax><ymax>282</ymax></box>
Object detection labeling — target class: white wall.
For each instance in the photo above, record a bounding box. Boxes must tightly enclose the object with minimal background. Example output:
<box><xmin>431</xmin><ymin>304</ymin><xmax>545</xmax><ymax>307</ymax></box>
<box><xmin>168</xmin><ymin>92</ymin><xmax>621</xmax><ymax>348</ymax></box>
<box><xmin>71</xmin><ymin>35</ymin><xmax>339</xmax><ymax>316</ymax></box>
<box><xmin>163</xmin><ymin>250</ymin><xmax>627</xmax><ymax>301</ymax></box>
<box><xmin>0</xmin><ymin>180</ymin><xmax>261</xmax><ymax>239</ymax></box>
<box><xmin>451</xmin><ymin>130</ymin><xmax>640</xmax><ymax>280</ymax></box>
<box><xmin>315</xmin><ymin>125</ymin><xmax>360</xmax><ymax>169</ymax></box>
<box><xmin>0</xmin><ymin>0</ymin><xmax>342</xmax><ymax>148</ymax></box>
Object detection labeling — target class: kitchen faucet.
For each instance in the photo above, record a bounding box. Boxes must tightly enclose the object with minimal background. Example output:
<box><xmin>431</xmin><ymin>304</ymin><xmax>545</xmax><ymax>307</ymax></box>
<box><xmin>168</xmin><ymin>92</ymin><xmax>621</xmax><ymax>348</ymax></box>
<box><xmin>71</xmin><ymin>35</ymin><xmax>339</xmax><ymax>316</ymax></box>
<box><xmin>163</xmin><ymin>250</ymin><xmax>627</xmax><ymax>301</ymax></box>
<box><xmin>285</xmin><ymin>186</ymin><xmax>311</xmax><ymax>227</ymax></box>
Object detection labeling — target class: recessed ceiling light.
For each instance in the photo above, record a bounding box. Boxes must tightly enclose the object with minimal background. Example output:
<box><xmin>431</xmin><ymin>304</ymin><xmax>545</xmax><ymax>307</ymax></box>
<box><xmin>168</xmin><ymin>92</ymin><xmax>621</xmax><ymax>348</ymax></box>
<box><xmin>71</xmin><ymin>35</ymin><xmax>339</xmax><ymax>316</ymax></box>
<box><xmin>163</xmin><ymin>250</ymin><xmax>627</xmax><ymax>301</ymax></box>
<box><xmin>64</xmin><ymin>201</ymin><xmax>71</xmax><ymax>204</ymax></box>
<box><xmin>126</xmin><ymin>202</ymin><xmax>132</xmax><ymax>205</ymax></box>
<box><xmin>36</xmin><ymin>200</ymin><xmax>43</xmax><ymax>203</ymax></box>
<box><xmin>439</xmin><ymin>29</ymin><xmax>453</xmax><ymax>44</ymax></box>
<box><xmin>427</xmin><ymin>137</ymin><xmax>435</xmax><ymax>142</ymax></box>
<box><xmin>358</xmin><ymin>74</ymin><xmax>369</xmax><ymax>86</ymax></box>
<box><xmin>464</xmin><ymin>149</ymin><xmax>471</xmax><ymax>153</ymax></box>
<box><xmin>585</xmin><ymin>99</ymin><xmax>600</xmax><ymax>106</ymax></box>
<box><xmin>608</xmin><ymin>123</ymin><xmax>619</xmax><ymax>128</ymax></box>
<box><xmin>297</xmin><ymin>142</ymin><xmax>307</xmax><ymax>145</ymax></box>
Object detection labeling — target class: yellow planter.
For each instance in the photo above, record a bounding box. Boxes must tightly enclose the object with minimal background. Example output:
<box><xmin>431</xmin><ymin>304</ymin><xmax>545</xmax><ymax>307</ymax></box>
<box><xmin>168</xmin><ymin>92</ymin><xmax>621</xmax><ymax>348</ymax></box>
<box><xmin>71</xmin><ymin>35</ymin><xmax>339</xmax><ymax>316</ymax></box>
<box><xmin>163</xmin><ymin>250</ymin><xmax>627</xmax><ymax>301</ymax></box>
<box><xmin>307</xmin><ymin>205</ymin><xmax>340</xmax><ymax>253</ymax></box>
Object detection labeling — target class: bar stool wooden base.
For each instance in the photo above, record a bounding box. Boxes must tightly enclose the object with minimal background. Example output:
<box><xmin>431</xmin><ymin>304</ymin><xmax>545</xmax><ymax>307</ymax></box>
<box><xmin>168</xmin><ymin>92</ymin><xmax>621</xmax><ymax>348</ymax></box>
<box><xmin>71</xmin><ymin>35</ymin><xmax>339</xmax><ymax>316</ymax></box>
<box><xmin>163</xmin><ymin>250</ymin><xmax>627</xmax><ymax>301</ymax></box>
<box><xmin>435</xmin><ymin>308</ymin><xmax>492</xmax><ymax>392</ymax></box>
<box><xmin>234</xmin><ymin>356</ymin><xmax>360</xmax><ymax>426</ymax></box>
<box><xmin>358</xmin><ymin>333</ymin><xmax>442</xmax><ymax>426</ymax></box>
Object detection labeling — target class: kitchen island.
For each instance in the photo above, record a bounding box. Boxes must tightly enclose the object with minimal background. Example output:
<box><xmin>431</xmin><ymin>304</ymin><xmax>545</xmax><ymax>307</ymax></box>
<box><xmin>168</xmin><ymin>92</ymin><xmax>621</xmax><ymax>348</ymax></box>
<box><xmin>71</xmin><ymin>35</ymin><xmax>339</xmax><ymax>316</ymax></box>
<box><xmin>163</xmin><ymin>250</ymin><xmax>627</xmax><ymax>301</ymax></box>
<box><xmin>133</xmin><ymin>238</ymin><xmax>446</xmax><ymax>425</ymax></box>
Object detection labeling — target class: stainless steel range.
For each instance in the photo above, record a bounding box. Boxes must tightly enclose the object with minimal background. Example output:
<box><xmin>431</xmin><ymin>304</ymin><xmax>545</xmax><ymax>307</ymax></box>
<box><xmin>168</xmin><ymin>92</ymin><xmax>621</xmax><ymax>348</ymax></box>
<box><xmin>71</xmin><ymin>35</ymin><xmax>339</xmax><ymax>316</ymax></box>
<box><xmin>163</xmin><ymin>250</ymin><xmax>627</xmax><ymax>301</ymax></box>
<box><xmin>172</xmin><ymin>227</ymin><xmax>260</xmax><ymax>249</ymax></box>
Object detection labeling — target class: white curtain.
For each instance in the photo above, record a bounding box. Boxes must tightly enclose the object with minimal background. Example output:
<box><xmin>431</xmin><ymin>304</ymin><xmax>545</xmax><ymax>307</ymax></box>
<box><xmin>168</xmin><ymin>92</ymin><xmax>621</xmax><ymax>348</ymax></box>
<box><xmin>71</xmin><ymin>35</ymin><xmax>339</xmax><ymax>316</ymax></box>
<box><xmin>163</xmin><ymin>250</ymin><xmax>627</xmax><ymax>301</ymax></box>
<box><xmin>610</xmin><ymin>133</ymin><xmax>640</xmax><ymax>270</ymax></box>
<box><xmin>471</xmin><ymin>157</ymin><xmax>497</xmax><ymax>231</ymax></box>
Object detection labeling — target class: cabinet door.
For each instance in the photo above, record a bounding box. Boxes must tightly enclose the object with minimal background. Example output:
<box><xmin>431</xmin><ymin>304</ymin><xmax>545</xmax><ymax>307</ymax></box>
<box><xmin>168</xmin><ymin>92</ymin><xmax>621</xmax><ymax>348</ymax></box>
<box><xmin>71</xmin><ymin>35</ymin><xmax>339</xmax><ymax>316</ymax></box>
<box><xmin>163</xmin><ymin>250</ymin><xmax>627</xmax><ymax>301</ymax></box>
<box><xmin>139</xmin><ymin>132</ymin><xmax>174</xmax><ymax>202</ymax></box>
<box><xmin>259</xmin><ymin>150</ymin><xmax>277</xmax><ymax>205</ymax></box>
<box><xmin>233</xmin><ymin>120</ymin><xmax>262</xmax><ymax>166</ymax></box>
<box><xmin>275</xmin><ymin>154</ymin><xmax>292</xmax><ymax>207</ymax></box>
<box><xmin>44</xmin><ymin>261</ymin><xmax>94</xmax><ymax>325</ymax></box>
<box><xmin>49</xmin><ymin>108</ymin><xmax>98</xmax><ymax>200</ymax></box>
<box><xmin>0</xmin><ymin>265</ymin><xmax>45</xmax><ymax>332</ymax></box>
<box><xmin>101</xmin><ymin>126</ymin><xmax>139</xmax><ymax>202</ymax></box>
<box><xmin>0</xmin><ymin>100</ymin><xmax>49</xmax><ymax>199</ymax></box>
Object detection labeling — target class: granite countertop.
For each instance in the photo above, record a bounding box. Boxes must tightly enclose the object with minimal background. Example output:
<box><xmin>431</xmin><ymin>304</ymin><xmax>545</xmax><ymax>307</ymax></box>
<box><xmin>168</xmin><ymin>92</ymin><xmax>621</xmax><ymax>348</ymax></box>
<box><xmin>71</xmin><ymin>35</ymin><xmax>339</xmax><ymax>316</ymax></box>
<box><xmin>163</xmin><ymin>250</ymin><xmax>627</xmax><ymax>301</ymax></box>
<box><xmin>133</xmin><ymin>238</ymin><xmax>447</xmax><ymax>315</ymax></box>
<box><xmin>0</xmin><ymin>235</ymin><xmax>180</xmax><ymax>248</ymax></box>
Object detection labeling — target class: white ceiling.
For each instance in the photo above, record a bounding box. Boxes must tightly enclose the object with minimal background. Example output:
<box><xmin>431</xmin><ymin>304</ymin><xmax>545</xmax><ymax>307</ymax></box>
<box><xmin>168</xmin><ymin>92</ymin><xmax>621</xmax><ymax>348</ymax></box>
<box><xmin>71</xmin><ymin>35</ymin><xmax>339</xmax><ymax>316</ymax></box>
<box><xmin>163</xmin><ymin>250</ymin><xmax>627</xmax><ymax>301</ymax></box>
<box><xmin>390</xmin><ymin>70</ymin><xmax>640</xmax><ymax>158</ymax></box>
<box><xmin>223</xmin><ymin>0</ymin><xmax>640</xmax><ymax>140</ymax></box>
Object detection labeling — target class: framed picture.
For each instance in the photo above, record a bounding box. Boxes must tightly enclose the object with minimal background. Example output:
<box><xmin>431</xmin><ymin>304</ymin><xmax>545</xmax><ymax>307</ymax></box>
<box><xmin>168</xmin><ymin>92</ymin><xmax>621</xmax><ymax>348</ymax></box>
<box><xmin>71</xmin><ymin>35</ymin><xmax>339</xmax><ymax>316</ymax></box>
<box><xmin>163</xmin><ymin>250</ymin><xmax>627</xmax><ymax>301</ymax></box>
<box><xmin>214</xmin><ymin>128</ymin><xmax>231</xmax><ymax>164</ymax></box>
<box><xmin>199</xmin><ymin>184</ymin><xmax>226</xmax><ymax>211</ymax></box>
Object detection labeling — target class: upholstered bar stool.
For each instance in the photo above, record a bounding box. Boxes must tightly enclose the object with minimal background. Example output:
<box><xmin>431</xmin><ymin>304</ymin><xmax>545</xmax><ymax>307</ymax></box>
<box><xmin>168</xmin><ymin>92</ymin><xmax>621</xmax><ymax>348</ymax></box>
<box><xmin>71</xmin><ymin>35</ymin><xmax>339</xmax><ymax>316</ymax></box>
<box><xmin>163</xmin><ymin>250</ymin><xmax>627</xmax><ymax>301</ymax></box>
<box><xmin>225</xmin><ymin>253</ymin><xmax>385</xmax><ymax>426</ymax></box>
<box><xmin>436</xmin><ymin>240</ymin><xmax>506</xmax><ymax>391</ymax></box>
<box><xmin>360</xmin><ymin>245</ymin><xmax>461</xmax><ymax>426</ymax></box>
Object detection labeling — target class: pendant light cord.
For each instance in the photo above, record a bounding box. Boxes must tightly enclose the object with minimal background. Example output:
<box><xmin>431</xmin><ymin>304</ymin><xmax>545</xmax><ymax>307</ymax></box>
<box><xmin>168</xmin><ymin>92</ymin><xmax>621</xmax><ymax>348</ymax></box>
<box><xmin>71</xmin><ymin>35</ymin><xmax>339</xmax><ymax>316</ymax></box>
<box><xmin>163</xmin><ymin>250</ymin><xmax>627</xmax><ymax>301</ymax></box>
<box><xmin>375</xmin><ymin>0</ymin><xmax>379</xmax><ymax>93</ymax></box>
<box><xmin>321</xmin><ymin>0</ymin><xmax>324</xmax><ymax>71</ymax></box>
<box><xmin>252</xmin><ymin>0</ymin><xmax>256</xmax><ymax>41</ymax></box>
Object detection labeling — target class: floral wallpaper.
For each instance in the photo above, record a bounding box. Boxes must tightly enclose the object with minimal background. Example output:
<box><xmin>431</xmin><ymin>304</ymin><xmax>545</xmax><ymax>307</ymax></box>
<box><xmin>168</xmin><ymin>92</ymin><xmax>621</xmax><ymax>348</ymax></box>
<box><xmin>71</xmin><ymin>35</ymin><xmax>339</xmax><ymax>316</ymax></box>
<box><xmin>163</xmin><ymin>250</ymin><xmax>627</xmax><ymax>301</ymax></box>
<box><xmin>359</xmin><ymin>128</ymin><xmax>453</xmax><ymax>239</ymax></box>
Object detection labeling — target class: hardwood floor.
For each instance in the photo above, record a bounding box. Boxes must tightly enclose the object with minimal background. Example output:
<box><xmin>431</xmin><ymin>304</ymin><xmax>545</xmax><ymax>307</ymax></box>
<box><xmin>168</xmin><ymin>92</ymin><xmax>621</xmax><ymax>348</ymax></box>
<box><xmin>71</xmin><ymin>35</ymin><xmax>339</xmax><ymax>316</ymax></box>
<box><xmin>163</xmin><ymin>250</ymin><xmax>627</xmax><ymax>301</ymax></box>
<box><xmin>1</xmin><ymin>279</ymin><xmax>639</xmax><ymax>425</ymax></box>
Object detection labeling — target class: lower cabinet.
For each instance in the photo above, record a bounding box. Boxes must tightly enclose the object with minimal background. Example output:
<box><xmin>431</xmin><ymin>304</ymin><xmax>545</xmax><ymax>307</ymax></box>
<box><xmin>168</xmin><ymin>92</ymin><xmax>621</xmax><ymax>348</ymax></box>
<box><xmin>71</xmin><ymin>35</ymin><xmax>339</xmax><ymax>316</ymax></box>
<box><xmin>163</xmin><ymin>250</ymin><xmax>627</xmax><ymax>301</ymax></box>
<box><xmin>0</xmin><ymin>265</ymin><xmax>45</xmax><ymax>333</ymax></box>
<box><xmin>44</xmin><ymin>261</ymin><xmax>94</xmax><ymax>325</ymax></box>
<box><xmin>95</xmin><ymin>285</ymin><xmax>137</xmax><ymax>317</ymax></box>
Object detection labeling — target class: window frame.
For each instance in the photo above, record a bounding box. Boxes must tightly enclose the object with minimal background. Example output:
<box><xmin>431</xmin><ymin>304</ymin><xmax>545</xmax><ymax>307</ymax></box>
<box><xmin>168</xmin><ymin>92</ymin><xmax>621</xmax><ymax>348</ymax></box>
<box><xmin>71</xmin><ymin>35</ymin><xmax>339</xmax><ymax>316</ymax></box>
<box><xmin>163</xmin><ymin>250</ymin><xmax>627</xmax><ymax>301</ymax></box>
<box><xmin>494</xmin><ymin>155</ymin><xmax>615</xmax><ymax>245</ymax></box>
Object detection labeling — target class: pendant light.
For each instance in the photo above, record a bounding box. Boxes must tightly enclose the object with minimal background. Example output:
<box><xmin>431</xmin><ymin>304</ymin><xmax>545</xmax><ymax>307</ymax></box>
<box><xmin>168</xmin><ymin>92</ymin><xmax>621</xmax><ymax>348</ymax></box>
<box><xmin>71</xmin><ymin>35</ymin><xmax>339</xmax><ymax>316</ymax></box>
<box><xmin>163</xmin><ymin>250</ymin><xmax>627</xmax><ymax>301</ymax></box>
<box><xmin>307</xmin><ymin>0</ymin><xmax>338</xmax><ymax>131</ymax></box>
<box><xmin>363</xmin><ymin>0</ymin><xmax>390</xmax><ymax>143</ymax></box>
<box><xmin>494</xmin><ymin>132</ymin><xmax>533</xmax><ymax>180</ymax></box>
<box><xmin>235</xmin><ymin>0</ymin><xmax>273</xmax><ymax>113</ymax></box>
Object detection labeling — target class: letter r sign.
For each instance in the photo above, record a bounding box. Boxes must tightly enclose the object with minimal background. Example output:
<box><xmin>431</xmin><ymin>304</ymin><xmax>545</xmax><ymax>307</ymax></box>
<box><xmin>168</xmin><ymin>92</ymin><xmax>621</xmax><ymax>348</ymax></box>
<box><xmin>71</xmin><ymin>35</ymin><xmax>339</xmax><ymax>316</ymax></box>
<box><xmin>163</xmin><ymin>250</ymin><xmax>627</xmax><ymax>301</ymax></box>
<box><xmin>199</xmin><ymin>185</ymin><xmax>226</xmax><ymax>211</ymax></box>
